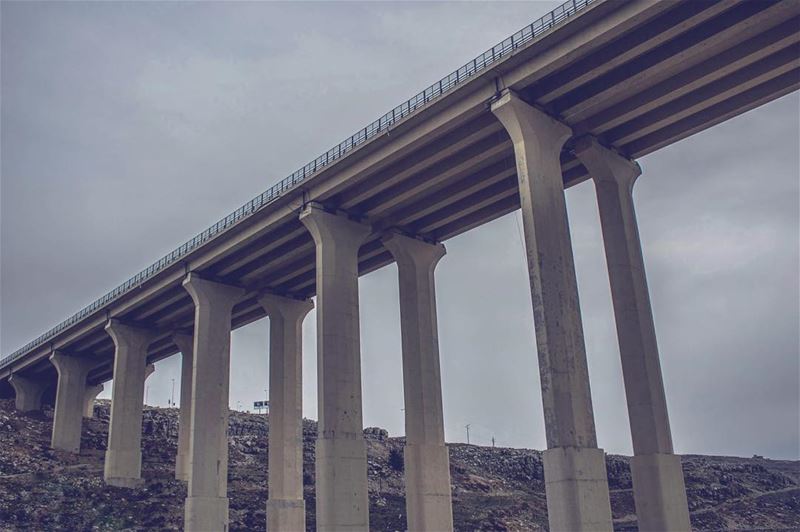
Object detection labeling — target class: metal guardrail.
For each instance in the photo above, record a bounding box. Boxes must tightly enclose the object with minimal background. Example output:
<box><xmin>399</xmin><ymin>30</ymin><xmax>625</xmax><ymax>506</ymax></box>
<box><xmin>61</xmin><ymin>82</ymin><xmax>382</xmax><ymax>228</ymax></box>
<box><xmin>1</xmin><ymin>0</ymin><xmax>597</xmax><ymax>368</ymax></box>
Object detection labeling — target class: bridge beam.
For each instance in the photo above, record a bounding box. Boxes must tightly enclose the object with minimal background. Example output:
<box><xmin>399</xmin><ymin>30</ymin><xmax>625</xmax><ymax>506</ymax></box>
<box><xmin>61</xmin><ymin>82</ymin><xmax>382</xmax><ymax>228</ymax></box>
<box><xmin>172</xmin><ymin>333</ymin><xmax>194</xmax><ymax>482</ymax></box>
<box><xmin>491</xmin><ymin>90</ymin><xmax>613</xmax><ymax>532</ymax></box>
<box><xmin>382</xmin><ymin>232</ymin><xmax>454</xmax><ymax>532</ymax></box>
<box><xmin>8</xmin><ymin>373</ymin><xmax>47</xmax><ymax>412</ymax></box>
<box><xmin>300</xmin><ymin>204</ymin><xmax>371</xmax><ymax>531</ymax></box>
<box><xmin>182</xmin><ymin>274</ymin><xmax>245</xmax><ymax>532</ymax></box>
<box><xmin>574</xmin><ymin>137</ymin><xmax>691</xmax><ymax>531</ymax></box>
<box><xmin>258</xmin><ymin>293</ymin><xmax>313</xmax><ymax>532</ymax></box>
<box><xmin>104</xmin><ymin>320</ymin><xmax>156</xmax><ymax>487</ymax></box>
<box><xmin>50</xmin><ymin>351</ymin><xmax>92</xmax><ymax>453</ymax></box>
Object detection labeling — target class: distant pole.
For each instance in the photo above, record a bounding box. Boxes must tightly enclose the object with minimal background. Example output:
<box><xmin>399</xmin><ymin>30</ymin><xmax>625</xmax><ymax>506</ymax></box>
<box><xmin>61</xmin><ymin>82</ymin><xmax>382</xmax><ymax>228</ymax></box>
<box><xmin>465</xmin><ymin>424</ymin><xmax>471</xmax><ymax>445</ymax></box>
<box><xmin>170</xmin><ymin>378</ymin><xmax>175</xmax><ymax>407</ymax></box>
<box><xmin>492</xmin><ymin>436</ymin><xmax>496</xmax><ymax>448</ymax></box>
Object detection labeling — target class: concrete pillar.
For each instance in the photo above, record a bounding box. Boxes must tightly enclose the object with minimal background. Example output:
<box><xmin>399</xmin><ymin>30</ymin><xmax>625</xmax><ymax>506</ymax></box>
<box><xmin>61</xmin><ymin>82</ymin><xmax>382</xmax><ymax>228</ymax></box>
<box><xmin>574</xmin><ymin>137</ymin><xmax>691</xmax><ymax>531</ymax></box>
<box><xmin>50</xmin><ymin>352</ymin><xmax>93</xmax><ymax>453</ymax></box>
<box><xmin>300</xmin><ymin>204</ymin><xmax>371</xmax><ymax>531</ymax></box>
<box><xmin>145</xmin><ymin>363</ymin><xmax>155</xmax><ymax>380</ymax></box>
<box><xmin>182</xmin><ymin>273</ymin><xmax>244</xmax><ymax>532</ymax></box>
<box><xmin>83</xmin><ymin>384</ymin><xmax>104</xmax><ymax>418</ymax></box>
<box><xmin>8</xmin><ymin>374</ymin><xmax>47</xmax><ymax>412</ymax></box>
<box><xmin>258</xmin><ymin>293</ymin><xmax>313</xmax><ymax>532</ymax></box>
<box><xmin>491</xmin><ymin>90</ymin><xmax>613</xmax><ymax>532</ymax></box>
<box><xmin>382</xmin><ymin>232</ymin><xmax>453</xmax><ymax>532</ymax></box>
<box><xmin>104</xmin><ymin>319</ymin><xmax>156</xmax><ymax>487</ymax></box>
<box><xmin>172</xmin><ymin>333</ymin><xmax>194</xmax><ymax>482</ymax></box>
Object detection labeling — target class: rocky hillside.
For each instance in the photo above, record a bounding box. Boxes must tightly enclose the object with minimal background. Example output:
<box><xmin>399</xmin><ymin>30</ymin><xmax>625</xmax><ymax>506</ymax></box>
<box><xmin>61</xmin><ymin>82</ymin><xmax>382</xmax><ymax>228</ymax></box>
<box><xmin>0</xmin><ymin>399</ymin><xmax>797</xmax><ymax>531</ymax></box>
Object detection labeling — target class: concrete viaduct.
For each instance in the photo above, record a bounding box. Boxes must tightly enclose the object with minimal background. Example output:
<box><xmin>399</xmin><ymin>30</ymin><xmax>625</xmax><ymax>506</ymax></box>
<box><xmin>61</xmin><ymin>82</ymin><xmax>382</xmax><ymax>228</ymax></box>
<box><xmin>3</xmin><ymin>0</ymin><xmax>798</xmax><ymax>530</ymax></box>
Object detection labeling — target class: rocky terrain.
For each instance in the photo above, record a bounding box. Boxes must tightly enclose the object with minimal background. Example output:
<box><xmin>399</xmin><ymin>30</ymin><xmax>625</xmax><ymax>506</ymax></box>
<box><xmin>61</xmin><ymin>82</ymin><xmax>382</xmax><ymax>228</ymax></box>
<box><xmin>0</xmin><ymin>398</ymin><xmax>797</xmax><ymax>531</ymax></box>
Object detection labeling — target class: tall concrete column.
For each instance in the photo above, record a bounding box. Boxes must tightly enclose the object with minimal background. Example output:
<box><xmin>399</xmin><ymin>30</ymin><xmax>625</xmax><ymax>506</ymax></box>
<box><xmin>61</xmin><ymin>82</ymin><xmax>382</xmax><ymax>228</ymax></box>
<box><xmin>491</xmin><ymin>90</ymin><xmax>613</xmax><ymax>532</ymax></box>
<box><xmin>182</xmin><ymin>273</ymin><xmax>244</xmax><ymax>532</ymax></box>
<box><xmin>258</xmin><ymin>293</ymin><xmax>313</xmax><ymax>532</ymax></box>
<box><xmin>382</xmin><ymin>232</ymin><xmax>453</xmax><ymax>532</ymax></box>
<box><xmin>172</xmin><ymin>333</ymin><xmax>194</xmax><ymax>482</ymax></box>
<box><xmin>50</xmin><ymin>352</ymin><xmax>93</xmax><ymax>453</ymax></box>
<box><xmin>104</xmin><ymin>319</ymin><xmax>156</xmax><ymax>487</ymax></box>
<box><xmin>574</xmin><ymin>137</ymin><xmax>691</xmax><ymax>531</ymax></box>
<box><xmin>83</xmin><ymin>384</ymin><xmax>104</xmax><ymax>418</ymax></box>
<box><xmin>300</xmin><ymin>204</ymin><xmax>371</xmax><ymax>531</ymax></box>
<box><xmin>8</xmin><ymin>374</ymin><xmax>47</xmax><ymax>412</ymax></box>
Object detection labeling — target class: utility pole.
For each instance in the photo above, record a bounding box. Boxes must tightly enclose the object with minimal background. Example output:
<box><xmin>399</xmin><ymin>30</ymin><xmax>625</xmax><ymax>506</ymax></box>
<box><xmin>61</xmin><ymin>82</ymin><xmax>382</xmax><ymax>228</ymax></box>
<box><xmin>170</xmin><ymin>378</ymin><xmax>175</xmax><ymax>407</ymax></box>
<box><xmin>465</xmin><ymin>424</ymin><xmax>471</xmax><ymax>445</ymax></box>
<box><xmin>492</xmin><ymin>436</ymin><xmax>496</xmax><ymax>448</ymax></box>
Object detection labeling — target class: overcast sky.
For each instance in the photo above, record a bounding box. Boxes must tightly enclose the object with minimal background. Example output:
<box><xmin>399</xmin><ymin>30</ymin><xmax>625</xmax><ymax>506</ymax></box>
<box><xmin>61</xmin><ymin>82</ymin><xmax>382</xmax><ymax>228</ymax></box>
<box><xmin>2</xmin><ymin>2</ymin><xmax>798</xmax><ymax>461</ymax></box>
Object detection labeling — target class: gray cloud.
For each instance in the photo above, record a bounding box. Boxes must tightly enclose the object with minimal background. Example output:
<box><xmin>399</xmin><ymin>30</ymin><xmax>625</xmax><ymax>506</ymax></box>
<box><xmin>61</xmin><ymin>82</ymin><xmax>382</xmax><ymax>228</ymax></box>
<box><xmin>2</xmin><ymin>2</ymin><xmax>797</xmax><ymax>460</ymax></box>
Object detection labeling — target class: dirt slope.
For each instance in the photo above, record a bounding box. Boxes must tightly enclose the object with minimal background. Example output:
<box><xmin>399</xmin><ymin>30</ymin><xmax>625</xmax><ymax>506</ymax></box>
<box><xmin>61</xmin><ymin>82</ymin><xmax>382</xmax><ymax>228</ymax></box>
<box><xmin>0</xmin><ymin>399</ymin><xmax>797</xmax><ymax>531</ymax></box>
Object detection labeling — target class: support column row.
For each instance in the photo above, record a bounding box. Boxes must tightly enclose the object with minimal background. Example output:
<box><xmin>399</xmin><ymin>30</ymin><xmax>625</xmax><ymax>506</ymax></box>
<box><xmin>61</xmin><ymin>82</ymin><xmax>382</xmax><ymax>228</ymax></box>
<box><xmin>492</xmin><ymin>90</ymin><xmax>689</xmax><ymax>531</ymax></box>
<box><xmin>492</xmin><ymin>91</ymin><xmax>613</xmax><ymax>531</ymax></box>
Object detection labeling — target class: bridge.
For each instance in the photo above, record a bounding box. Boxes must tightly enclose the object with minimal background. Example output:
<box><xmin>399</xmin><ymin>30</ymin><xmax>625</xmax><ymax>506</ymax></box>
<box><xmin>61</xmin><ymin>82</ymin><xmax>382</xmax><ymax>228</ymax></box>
<box><xmin>3</xmin><ymin>0</ymin><xmax>798</xmax><ymax>530</ymax></box>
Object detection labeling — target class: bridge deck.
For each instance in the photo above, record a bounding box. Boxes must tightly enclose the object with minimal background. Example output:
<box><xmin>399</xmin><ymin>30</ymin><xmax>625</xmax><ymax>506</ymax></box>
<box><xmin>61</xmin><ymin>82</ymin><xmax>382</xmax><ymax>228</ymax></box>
<box><xmin>3</xmin><ymin>0</ymin><xmax>798</xmax><ymax>387</ymax></box>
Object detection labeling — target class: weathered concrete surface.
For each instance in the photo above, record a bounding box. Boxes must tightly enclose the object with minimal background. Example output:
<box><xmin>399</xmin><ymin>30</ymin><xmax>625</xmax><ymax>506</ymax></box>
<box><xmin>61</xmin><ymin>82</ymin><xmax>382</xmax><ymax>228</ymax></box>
<box><xmin>182</xmin><ymin>274</ymin><xmax>244</xmax><ymax>532</ymax></box>
<box><xmin>574</xmin><ymin>137</ymin><xmax>690</xmax><ymax>531</ymax></box>
<box><xmin>8</xmin><ymin>374</ymin><xmax>46</xmax><ymax>413</ymax></box>
<box><xmin>300</xmin><ymin>204</ymin><xmax>371</xmax><ymax>531</ymax></box>
<box><xmin>260</xmin><ymin>293</ymin><xmax>313</xmax><ymax>531</ymax></box>
<box><xmin>491</xmin><ymin>90</ymin><xmax>612</xmax><ymax>532</ymax></box>
<box><xmin>104</xmin><ymin>320</ymin><xmax>156</xmax><ymax>487</ymax></box>
<box><xmin>50</xmin><ymin>352</ymin><xmax>92</xmax><ymax>453</ymax></box>
<box><xmin>172</xmin><ymin>333</ymin><xmax>194</xmax><ymax>482</ymax></box>
<box><xmin>382</xmin><ymin>232</ymin><xmax>453</xmax><ymax>532</ymax></box>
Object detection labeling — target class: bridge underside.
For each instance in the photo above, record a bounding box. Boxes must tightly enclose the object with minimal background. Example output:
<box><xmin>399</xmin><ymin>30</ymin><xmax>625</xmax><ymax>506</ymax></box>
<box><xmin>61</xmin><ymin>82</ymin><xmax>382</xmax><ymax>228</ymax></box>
<box><xmin>5</xmin><ymin>0</ymin><xmax>799</xmax><ymax>388</ymax></box>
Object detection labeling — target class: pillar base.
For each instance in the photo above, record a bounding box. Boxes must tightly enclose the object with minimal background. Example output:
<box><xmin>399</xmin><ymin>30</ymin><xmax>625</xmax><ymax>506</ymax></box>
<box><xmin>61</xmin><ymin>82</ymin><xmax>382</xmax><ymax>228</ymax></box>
<box><xmin>105</xmin><ymin>476</ymin><xmax>144</xmax><ymax>488</ymax></box>
<box><xmin>543</xmin><ymin>446</ymin><xmax>613</xmax><ymax>532</ymax></box>
<box><xmin>267</xmin><ymin>498</ymin><xmax>305</xmax><ymax>531</ymax></box>
<box><xmin>631</xmin><ymin>453</ymin><xmax>691</xmax><ymax>531</ymax></box>
<box><xmin>104</xmin><ymin>449</ymin><xmax>141</xmax><ymax>486</ymax></box>
<box><xmin>185</xmin><ymin>496</ymin><xmax>229</xmax><ymax>532</ymax></box>
<box><xmin>315</xmin><ymin>436</ymin><xmax>369</xmax><ymax>530</ymax></box>
<box><xmin>405</xmin><ymin>443</ymin><xmax>453</xmax><ymax>531</ymax></box>
<box><xmin>175</xmin><ymin>451</ymin><xmax>190</xmax><ymax>481</ymax></box>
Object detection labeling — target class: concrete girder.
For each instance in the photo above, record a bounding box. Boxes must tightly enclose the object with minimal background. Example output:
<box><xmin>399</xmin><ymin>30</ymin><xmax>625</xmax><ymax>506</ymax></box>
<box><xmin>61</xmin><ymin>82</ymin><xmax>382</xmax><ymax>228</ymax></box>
<box><xmin>533</xmin><ymin>0</ymin><xmax>737</xmax><ymax>104</ymax></box>
<box><xmin>557</xmin><ymin>1</ymin><xmax>796</xmax><ymax>121</ymax></box>
<box><xmin>627</xmin><ymin>68</ymin><xmax>800</xmax><ymax>157</ymax></box>
<box><xmin>577</xmin><ymin>16</ymin><xmax>800</xmax><ymax>136</ymax></box>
